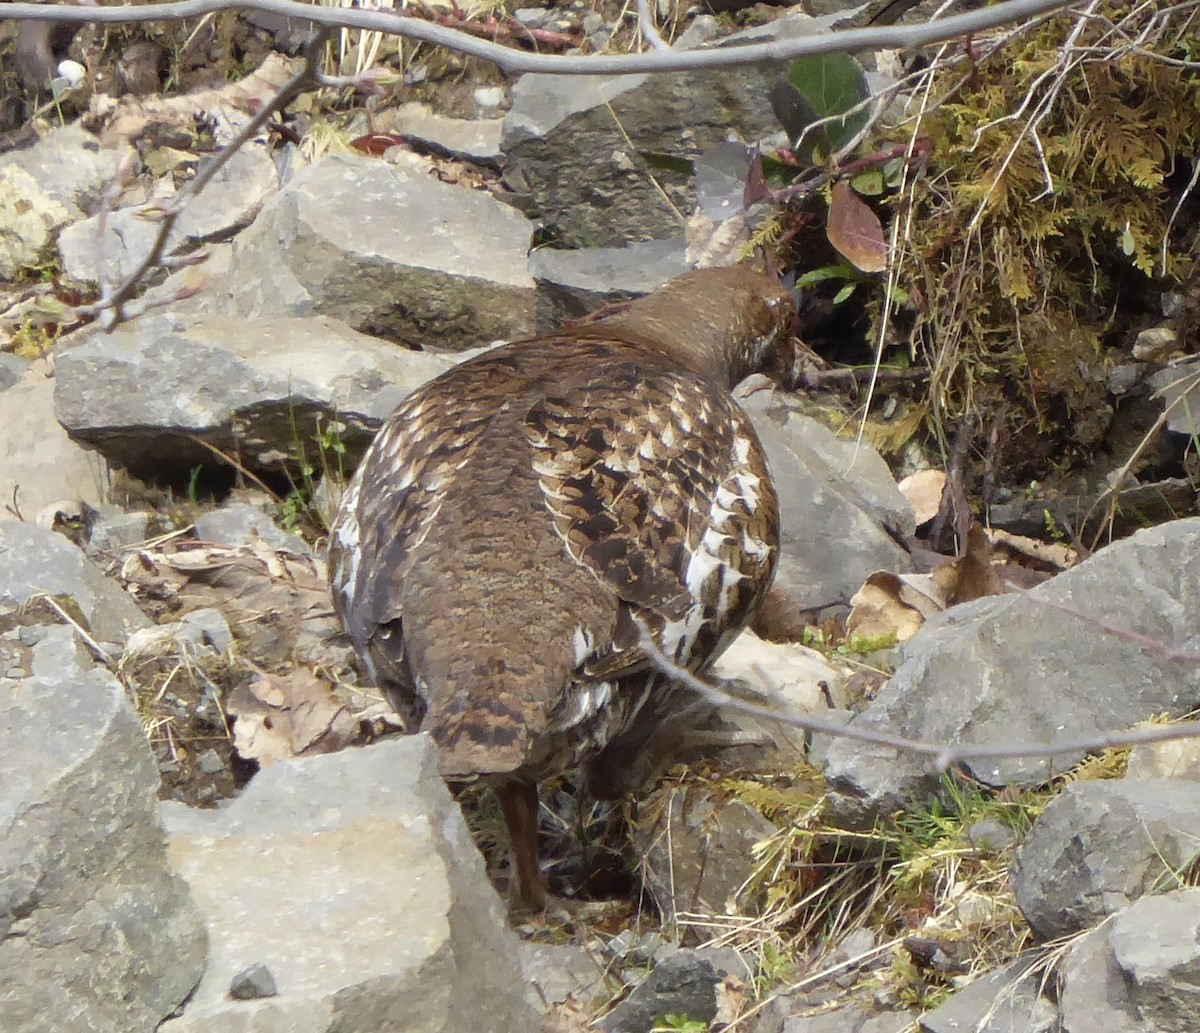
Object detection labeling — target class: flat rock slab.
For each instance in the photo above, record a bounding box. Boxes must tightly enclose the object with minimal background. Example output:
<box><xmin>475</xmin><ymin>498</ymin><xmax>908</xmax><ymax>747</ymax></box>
<box><xmin>160</xmin><ymin>735</ymin><xmax>540</xmax><ymax>1033</ymax></box>
<box><xmin>0</xmin><ymin>521</ymin><xmax>149</xmax><ymax>642</ymax></box>
<box><xmin>388</xmin><ymin>103</ymin><xmax>504</xmax><ymax>166</ymax></box>
<box><xmin>920</xmin><ymin>956</ymin><xmax>1058</xmax><ymax>1033</ymax></box>
<box><xmin>529</xmin><ymin>238</ymin><xmax>689</xmax><ymax>332</ymax></box>
<box><xmin>0</xmin><ymin>670</ymin><xmax>207</xmax><ymax>1033</ymax></box>
<box><xmin>821</xmin><ymin>518</ymin><xmax>1200</xmax><ymax>828</ymax></box>
<box><xmin>207</xmin><ymin>154</ymin><xmax>537</xmax><ymax>349</ymax></box>
<box><xmin>54</xmin><ymin>312</ymin><xmax>465</xmax><ymax>475</ymax></box>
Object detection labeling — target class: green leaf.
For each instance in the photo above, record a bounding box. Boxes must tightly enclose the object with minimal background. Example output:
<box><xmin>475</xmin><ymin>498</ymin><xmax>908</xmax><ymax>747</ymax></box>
<box><xmin>833</xmin><ymin>282</ymin><xmax>858</xmax><ymax>304</ymax></box>
<box><xmin>851</xmin><ymin>169</ymin><xmax>885</xmax><ymax>196</ymax></box>
<box><xmin>772</xmin><ymin>53</ymin><xmax>869</xmax><ymax>163</ymax></box>
<box><xmin>795</xmin><ymin>262</ymin><xmax>858</xmax><ymax>289</ymax></box>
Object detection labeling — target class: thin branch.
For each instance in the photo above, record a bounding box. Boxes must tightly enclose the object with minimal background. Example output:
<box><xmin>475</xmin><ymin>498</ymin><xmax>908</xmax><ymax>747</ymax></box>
<box><xmin>639</xmin><ymin>626</ymin><xmax>1200</xmax><ymax>772</ymax></box>
<box><xmin>1</xmin><ymin>0</ymin><xmax>1081</xmax><ymax>76</ymax></box>
<box><xmin>636</xmin><ymin>0</ymin><xmax>670</xmax><ymax>53</ymax></box>
<box><xmin>73</xmin><ymin>30</ymin><xmax>333</xmax><ymax>328</ymax></box>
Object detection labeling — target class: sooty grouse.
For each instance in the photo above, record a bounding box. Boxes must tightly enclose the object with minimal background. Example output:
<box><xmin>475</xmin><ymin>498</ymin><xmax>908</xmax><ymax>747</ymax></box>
<box><xmin>329</xmin><ymin>265</ymin><xmax>795</xmax><ymax>909</ymax></box>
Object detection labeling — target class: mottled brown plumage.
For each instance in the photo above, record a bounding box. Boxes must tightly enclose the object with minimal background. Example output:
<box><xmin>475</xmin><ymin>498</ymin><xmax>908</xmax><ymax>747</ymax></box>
<box><xmin>329</xmin><ymin>266</ymin><xmax>794</xmax><ymax>909</ymax></box>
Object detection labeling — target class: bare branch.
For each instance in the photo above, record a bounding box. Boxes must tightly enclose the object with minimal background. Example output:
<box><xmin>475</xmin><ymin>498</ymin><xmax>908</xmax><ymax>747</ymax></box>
<box><xmin>639</xmin><ymin>627</ymin><xmax>1200</xmax><ymax>773</ymax></box>
<box><xmin>73</xmin><ymin>30</ymin><xmax>333</xmax><ymax>328</ymax></box>
<box><xmin>1</xmin><ymin>0</ymin><xmax>1080</xmax><ymax>76</ymax></box>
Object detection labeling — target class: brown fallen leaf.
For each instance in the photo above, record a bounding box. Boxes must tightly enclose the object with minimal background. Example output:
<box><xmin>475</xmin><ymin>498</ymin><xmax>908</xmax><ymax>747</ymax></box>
<box><xmin>934</xmin><ymin>522</ymin><xmax>1005</xmax><ymax>605</ymax></box>
<box><xmin>826</xmin><ymin>180</ymin><xmax>887</xmax><ymax>273</ymax></box>
<box><xmin>899</xmin><ymin>468</ymin><xmax>947</xmax><ymax>527</ymax></box>
<box><xmin>228</xmin><ymin>667</ymin><xmax>361</xmax><ymax>766</ymax></box>
<box><xmin>847</xmin><ymin>571</ymin><xmax>928</xmax><ymax>643</ymax></box>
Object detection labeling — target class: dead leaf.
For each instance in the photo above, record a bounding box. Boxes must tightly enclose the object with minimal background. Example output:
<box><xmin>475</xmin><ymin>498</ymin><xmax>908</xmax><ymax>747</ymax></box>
<box><xmin>934</xmin><ymin>523</ymin><xmax>1005</xmax><ymax>605</ymax></box>
<box><xmin>847</xmin><ymin>571</ymin><xmax>927</xmax><ymax>643</ymax></box>
<box><xmin>228</xmin><ymin>668</ymin><xmax>359</xmax><ymax>766</ymax></box>
<box><xmin>826</xmin><ymin>180</ymin><xmax>887</xmax><ymax>273</ymax></box>
<box><xmin>899</xmin><ymin>468</ymin><xmax>947</xmax><ymax>527</ymax></box>
<box><xmin>988</xmin><ymin>528</ymin><xmax>1077</xmax><ymax>571</ymax></box>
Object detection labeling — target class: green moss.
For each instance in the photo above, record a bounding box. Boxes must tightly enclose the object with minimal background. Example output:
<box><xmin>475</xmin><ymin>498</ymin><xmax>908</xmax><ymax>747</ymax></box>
<box><xmin>868</xmin><ymin>2</ymin><xmax>1200</xmax><ymax>470</ymax></box>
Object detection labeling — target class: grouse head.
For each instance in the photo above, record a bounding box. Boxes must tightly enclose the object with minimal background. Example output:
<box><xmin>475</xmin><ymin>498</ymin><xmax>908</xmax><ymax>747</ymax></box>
<box><xmin>573</xmin><ymin>265</ymin><xmax>795</xmax><ymax>388</ymax></box>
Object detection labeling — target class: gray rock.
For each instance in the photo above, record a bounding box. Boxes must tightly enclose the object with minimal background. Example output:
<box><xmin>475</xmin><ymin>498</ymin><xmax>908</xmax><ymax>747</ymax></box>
<box><xmin>197</xmin><ymin>748</ymin><xmax>225</xmax><ymax>774</ymax></box>
<box><xmin>229</xmin><ymin>962</ymin><xmax>278</xmax><ymax>1000</ymax></box>
<box><xmin>741</xmin><ymin>387</ymin><xmax>915</xmax><ymax>612</ymax></box>
<box><xmin>84</xmin><ymin>503</ymin><xmax>151</xmax><ymax>555</ymax></box>
<box><xmin>1107</xmin><ymin>362</ymin><xmax>1150</xmax><ymax>396</ymax></box>
<box><xmin>388</xmin><ymin>103</ymin><xmax>504</xmax><ymax>166</ymax></box>
<box><xmin>194</xmin><ymin>502</ymin><xmax>309</xmax><ymax>555</ymax></box>
<box><xmin>179</xmin><ymin>607</ymin><xmax>235</xmax><ymax>654</ymax></box>
<box><xmin>529</xmin><ymin>238</ymin><xmax>689</xmax><ymax>331</ymax></box>
<box><xmin>1125</xmin><ymin>738</ymin><xmax>1200</xmax><ymax>780</ymax></box>
<box><xmin>520</xmin><ymin>942</ymin><xmax>605</xmax><ymax>1008</ymax></box>
<box><xmin>0</xmin><ymin>124</ymin><xmax>135</xmax><ymax>278</ymax></box>
<box><xmin>207</xmin><ymin>155</ymin><xmax>536</xmax><ymax>349</ymax></box>
<box><xmin>26</xmin><ymin>622</ymin><xmax>93</xmax><ymax>679</ymax></box>
<box><xmin>0</xmin><ymin>521</ymin><xmax>149</xmax><ymax>642</ymax></box>
<box><xmin>0</xmin><ymin>367</ymin><xmax>110</xmax><ymax>522</ymax></box>
<box><xmin>1108</xmin><ymin>890</ymin><xmax>1200</xmax><ymax>1029</ymax></box>
<box><xmin>1058</xmin><ymin>913</ymin><xmax>1142</xmax><ymax>1033</ymax></box>
<box><xmin>603</xmin><ymin>950</ymin><xmax>718</xmax><ymax>1033</ymax></box>
<box><xmin>921</xmin><ymin>956</ymin><xmax>1057</xmax><ymax>1033</ymax></box>
<box><xmin>1148</xmin><ymin>360</ymin><xmax>1200</xmax><ymax>435</ymax></box>
<box><xmin>0</xmin><ymin>353</ymin><xmax>31</xmax><ymax>392</ymax></box>
<box><xmin>1131</xmin><ymin>325</ymin><xmax>1177</xmax><ymax>362</ymax></box>
<box><xmin>0</xmin><ymin>669</ymin><xmax>207</xmax><ymax>1032</ymax></box>
<box><xmin>58</xmin><ymin>143</ymin><xmax>277</xmax><ymax>285</ymax></box>
<box><xmin>1059</xmin><ymin>888</ymin><xmax>1200</xmax><ymax>1033</ymax></box>
<box><xmin>1012</xmin><ymin>779</ymin><xmax>1200</xmax><ymax>940</ymax></box>
<box><xmin>54</xmin><ymin>312</ymin><xmax>464</xmax><ymax>475</ymax></box>
<box><xmin>966</xmin><ymin>817</ymin><xmax>1018</xmax><ymax>851</ymax></box>
<box><xmin>502</xmin><ymin>13</ymin><xmax>842</xmax><ymax>246</ymax></box>
<box><xmin>821</xmin><ymin>519</ymin><xmax>1200</xmax><ymax>829</ymax></box>
<box><xmin>159</xmin><ymin>735</ymin><xmax>540</xmax><ymax>1033</ymax></box>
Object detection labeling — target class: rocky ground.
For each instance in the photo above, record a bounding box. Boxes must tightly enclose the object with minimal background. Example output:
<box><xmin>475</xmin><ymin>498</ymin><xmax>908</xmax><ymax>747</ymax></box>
<box><xmin>2</xmin><ymin>2</ymin><xmax>1200</xmax><ymax>1032</ymax></box>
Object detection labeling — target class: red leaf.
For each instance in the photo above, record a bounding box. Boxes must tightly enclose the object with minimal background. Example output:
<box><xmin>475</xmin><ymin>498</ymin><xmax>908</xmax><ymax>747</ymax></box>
<box><xmin>349</xmin><ymin>133</ymin><xmax>406</xmax><ymax>157</ymax></box>
<box><xmin>826</xmin><ymin>180</ymin><xmax>887</xmax><ymax>273</ymax></box>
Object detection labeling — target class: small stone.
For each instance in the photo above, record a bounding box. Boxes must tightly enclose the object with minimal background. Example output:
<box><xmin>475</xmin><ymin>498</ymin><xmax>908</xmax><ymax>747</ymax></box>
<box><xmin>229</xmin><ymin>962</ymin><xmax>278</xmax><ymax>1000</ymax></box>
<box><xmin>1107</xmin><ymin>362</ymin><xmax>1149</xmax><ymax>395</ymax></box>
<box><xmin>967</xmin><ymin>817</ymin><xmax>1017</xmax><ymax>851</ymax></box>
<box><xmin>582</xmin><ymin>11</ymin><xmax>604</xmax><ymax>33</ymax></box>
<box><xmin>197</xmin><ymin>749</ymin><xmax>225</xmax><ymax>775</ymax></box>
<box><xmin>1132</xmin><ymin>325</ymin><xmax>1178</xmax><ymax>362</ymax></box>
<box><xmin>474</xmin><ymin>86</ymin><xmax>505</xmax><ymax>111</ymax></box>
<box><xmin>180</xmin><ymin>608</ymin><xmax>235</xmax><ymax>654</ymax></box>
<box><xmin>513</xmin><ymin>7</ymin><xmax>550</xmax><ymax>26</ymax></box>
<box><xmin>18</xmin><ymin>625</ymin><xmax>48</xmax><ymax>646</ymax></box>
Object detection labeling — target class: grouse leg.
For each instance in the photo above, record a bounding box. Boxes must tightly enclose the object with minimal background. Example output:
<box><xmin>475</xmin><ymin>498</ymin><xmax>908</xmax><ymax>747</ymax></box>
<box><xmin>496</xmin><ymin>779</ymin><xmax>548</xmax><ymax>912</ymax></box>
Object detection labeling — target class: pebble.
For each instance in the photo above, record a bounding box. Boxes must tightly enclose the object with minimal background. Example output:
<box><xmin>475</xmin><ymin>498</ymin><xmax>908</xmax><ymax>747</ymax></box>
<box><xmin>229</xmin><ymin>962</ymin><xmax>278</xmax><ymax>1000</ymax></box>
<box><xmin>474</xmin><ymin>86</ymin><xmax>505</xmax><ymax>111</ymax></box>
<box><xmin>197</xmin><ymin>748</ymin><xmax>225</xmax><ymax>775</ymax></box>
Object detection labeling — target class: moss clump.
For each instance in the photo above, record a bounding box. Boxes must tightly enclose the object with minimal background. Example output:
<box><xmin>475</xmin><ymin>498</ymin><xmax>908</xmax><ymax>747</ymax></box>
<box><xmin>887</xmin><ymin>3</ymin><xmax>1200</xmax><ymax>477</ymax></box>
